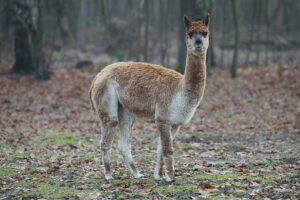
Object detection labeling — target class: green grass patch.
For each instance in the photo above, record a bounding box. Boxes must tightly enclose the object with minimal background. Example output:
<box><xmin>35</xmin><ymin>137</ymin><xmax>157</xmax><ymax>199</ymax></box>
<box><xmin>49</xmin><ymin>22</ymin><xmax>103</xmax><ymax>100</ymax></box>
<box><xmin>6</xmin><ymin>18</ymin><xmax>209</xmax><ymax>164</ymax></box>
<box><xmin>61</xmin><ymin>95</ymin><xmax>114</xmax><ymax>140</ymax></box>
<box><xmin>44</xmin><ymin>131</ymin><xmax>82</xmax><ymax>145</ymax></box>
<box><xmin>0</xmin><ymin>167</ymin><xmax>18</xmax><ymax>176</ymax></box>
<box><xmin>224</xmin><ymin>144</ymin><xmax>245</xmax><ymax>152</ymax></box>
<box><xmin>154</xmin><ymin>183</ymin><xmax>198</xmax><ymax>193</ymax></box>
<box><xmin>194</xmin><ymin>172</ymin><xmax>239</xmax><ymax>180</ymax></box>
<box><xmin>2</xmin><ymin>146</ymin><xmax>25</xmax><ymax>161</ymax></box>
<box><xmin>20</xmin><ymin>182</ymin><xmax>82</xmax><ymax>199</ymax></box>
<box><xmin>279</xmin><ymin>157</ymin><xmax>300</xmax><ymax>164</ymax></box>
<box><xmin>14</xmin><ymin>178</ymin><xmax>89</xmax><ymax>199</ymax></box>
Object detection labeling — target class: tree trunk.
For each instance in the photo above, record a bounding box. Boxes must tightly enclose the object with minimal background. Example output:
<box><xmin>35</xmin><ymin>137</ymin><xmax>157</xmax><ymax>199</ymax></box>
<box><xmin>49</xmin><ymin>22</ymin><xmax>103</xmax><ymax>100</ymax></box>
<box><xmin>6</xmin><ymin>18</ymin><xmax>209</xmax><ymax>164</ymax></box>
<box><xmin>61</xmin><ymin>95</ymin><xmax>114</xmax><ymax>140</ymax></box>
<box><xmin>207</xmin><ymin>0</ymin><xmax>215</xmax><ymax>77</ymax></box>
<box><xmin>220</xmin><ymin>0</ymin><xmax>228</xmax><ymax>66</ymax></box>
<box><xmin>143</xmin><ymin>0</ymin><xmax>149</xmax><ymax>62</ymax></box>
<box><xmin>244</xmin><ymin>0</ymin><xmax>258</xmax><ymax>66</ymax></box>
<box><xmin>255</xmin><ymin>0</ymin><xmax>262</xmax><ymax>66</ymax></box>
<box><xmin>12</xmin><ymin>0</ymin><xmax>49</xmax><ymax>79</ymax></box>
<box><xmin>56</xmin><ymin>0</ymin><xmax>70</xmax><ymax>43</ymax></box>
<box><xmin>12</xmin><ymin>0</ymin><xmax>34</xmax><ymax>73</ymax></box>
<box><xmin>231</xmin><ymin>0</ymin><xmax>239</xmax><ymax>78</ymax></box>
<box><xmin>177</xmin><ymin>0</ymin><xmax>196</xmax><ymax>73</ymax></box>
<box><xmin>159</xmin><ymin>0</ymin><xmax>170</xmax><ymax>66</ymax></box>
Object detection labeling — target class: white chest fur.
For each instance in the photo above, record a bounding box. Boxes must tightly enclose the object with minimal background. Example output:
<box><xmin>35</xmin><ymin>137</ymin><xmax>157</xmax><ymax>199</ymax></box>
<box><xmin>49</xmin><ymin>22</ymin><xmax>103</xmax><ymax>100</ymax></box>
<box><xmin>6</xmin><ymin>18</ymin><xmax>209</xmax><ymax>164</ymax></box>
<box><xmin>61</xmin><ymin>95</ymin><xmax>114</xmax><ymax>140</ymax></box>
<box><xmin>168</xmin><ymin>91</ymin><xmax>199</xmax><ymax>124</ymax></box>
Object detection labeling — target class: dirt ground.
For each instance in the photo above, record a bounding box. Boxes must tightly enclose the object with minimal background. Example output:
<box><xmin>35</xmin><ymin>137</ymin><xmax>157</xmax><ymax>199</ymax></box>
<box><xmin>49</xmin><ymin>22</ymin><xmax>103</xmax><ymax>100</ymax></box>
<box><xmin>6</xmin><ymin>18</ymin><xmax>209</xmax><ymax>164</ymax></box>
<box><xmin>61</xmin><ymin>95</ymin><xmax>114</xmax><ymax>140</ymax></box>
<box><xmin>0</xmin><ymin>64</ymin><xmax>299</xmax><ymax>199</ymax></box>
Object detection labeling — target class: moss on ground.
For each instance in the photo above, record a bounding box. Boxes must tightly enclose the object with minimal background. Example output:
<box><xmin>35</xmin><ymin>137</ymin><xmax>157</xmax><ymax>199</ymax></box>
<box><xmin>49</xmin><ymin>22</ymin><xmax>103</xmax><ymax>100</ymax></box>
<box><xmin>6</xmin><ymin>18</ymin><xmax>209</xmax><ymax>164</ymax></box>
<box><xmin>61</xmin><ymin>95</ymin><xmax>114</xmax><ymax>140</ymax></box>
<box><xmin>1</xmin><ymin>130</ymin><xmax>299</xmax><ymax>199</ymax></box>
<box><xmin>194</xmin><ymin>172</ymin><xmax>239</xmax><ymax>180</ymax></box>
<box><xmin>17</xmin><ymin>181</ymin><xmax>83</xmax><ymax>199</ymax></box>
<box><xmin>0</xmin><ymin>167</ymin><xmax>18</xmax><ymax>176</ymax></box>
<box><xmin>44</xmin><ymin>131</ymin><xmax>82</xmax><ymax>145</ymax></box>
<box><xmin>154</xmin><ymin>184</ymin><xmax>198</xmax><ymax>193</ymax></box>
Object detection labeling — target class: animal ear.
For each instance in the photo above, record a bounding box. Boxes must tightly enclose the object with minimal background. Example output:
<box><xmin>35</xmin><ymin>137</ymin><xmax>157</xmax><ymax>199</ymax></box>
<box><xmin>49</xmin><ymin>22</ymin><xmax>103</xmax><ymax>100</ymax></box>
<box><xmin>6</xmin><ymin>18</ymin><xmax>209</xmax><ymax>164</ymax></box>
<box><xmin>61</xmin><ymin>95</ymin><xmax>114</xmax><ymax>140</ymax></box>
<box><xmin>203</xmin><ymin>13</ymin><xmax>210</xmax><ymax>26</ymax></box>
<box><xmin>183</xmin><ymin>15</ymin><xmax>191</xmax><ymax>29</ymax></box>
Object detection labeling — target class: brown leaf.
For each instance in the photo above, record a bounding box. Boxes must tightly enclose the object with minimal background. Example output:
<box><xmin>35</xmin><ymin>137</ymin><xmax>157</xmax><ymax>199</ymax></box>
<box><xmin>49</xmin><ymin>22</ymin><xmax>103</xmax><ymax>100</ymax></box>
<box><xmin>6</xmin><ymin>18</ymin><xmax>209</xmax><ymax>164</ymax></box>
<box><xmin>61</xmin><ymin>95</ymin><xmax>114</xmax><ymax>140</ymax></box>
<box><xmin>239</xmin><ymin>167</ymin><xmax>250</xmax><ymax>174</ymax></box>
<box><xmin>202</xmin><ymin>183</ymin><xmax>214</xmax><ymax>189</ymax></box>
<box><xmin>48</xmin><ymin>167</ymin><xmax>59</xmax><ymax>174</ymax></box>
<box><xmin>115</xmin><ymin>183</ymin><xmax>122</xmax><ymax>187</ymax></box>
<box><xmin>84</xmin><ymin>159</ymin><xmax>93</xmax><ymax>163</ymax></box>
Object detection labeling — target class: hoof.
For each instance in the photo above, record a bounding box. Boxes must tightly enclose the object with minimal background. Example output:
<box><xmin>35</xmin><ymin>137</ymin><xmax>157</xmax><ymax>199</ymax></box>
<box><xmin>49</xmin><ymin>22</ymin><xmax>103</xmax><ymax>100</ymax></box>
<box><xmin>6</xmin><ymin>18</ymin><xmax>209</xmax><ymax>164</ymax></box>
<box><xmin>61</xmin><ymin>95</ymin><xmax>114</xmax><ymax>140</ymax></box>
<box><xmin>154</xmin><ymin>173</ymin><xmax>162</xmax><ymax>180</ymax></box>
<box><xmin>134</xmin><ymin>173</ymin><xmax>144</xmax><ymax>179</ymax></box>
<box><xmin>104</xmin><ymin>174</ymin><xmax>113</xmax><ymax>180</ymax></box>
<box><xmin>164</xmin><ymin>178</ymin><xmax>174</xmax><ymax>183</ymax></box>
<box><xmin>164</xmin><ymin>176</ymin><xmax>174</xmax><ymax>183</ymax></box>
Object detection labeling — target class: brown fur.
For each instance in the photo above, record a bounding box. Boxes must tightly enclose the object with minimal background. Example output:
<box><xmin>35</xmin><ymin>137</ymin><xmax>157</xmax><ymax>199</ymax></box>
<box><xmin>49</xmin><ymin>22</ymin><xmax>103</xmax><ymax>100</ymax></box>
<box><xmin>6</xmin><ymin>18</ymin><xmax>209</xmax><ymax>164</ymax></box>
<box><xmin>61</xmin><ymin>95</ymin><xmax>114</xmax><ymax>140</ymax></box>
<box><xmin>188</xmin><ymin>21</ymin><xmax>209</xmax><ymax>34</ymax></box>
<box><xmin>89</xmin><ymin>14</ymin><xmax>209</xmax><ymax>181</ymax></box>
<box><xmin>184</xmin><ymin>53</ymin><xmax>206</xmax><ymax>100</ymax></box>
<box><xmin>90</xmin><ymin>62</ymin><xmax>183</xmax><ymax>120</ymax></box>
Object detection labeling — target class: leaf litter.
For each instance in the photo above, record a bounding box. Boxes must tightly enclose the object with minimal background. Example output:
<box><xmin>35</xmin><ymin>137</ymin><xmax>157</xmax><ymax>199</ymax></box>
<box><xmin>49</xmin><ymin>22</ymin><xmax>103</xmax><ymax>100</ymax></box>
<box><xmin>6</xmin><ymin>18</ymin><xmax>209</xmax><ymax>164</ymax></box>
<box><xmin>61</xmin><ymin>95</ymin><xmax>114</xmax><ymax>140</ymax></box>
<box><xmin>0</xmin><ymin>64</ymin><xmax>299</xmax><ymax>199</ymax></box>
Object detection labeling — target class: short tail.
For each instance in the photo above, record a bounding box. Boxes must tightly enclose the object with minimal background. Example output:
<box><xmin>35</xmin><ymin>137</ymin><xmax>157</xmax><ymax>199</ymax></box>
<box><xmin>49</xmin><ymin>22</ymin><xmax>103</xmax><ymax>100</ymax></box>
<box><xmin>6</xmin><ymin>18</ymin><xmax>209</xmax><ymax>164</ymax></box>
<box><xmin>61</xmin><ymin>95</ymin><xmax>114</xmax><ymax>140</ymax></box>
<box><xmin>89</xmin><ymin>80</ymin><xmax>96</xmax><ymax>113</ymax></box>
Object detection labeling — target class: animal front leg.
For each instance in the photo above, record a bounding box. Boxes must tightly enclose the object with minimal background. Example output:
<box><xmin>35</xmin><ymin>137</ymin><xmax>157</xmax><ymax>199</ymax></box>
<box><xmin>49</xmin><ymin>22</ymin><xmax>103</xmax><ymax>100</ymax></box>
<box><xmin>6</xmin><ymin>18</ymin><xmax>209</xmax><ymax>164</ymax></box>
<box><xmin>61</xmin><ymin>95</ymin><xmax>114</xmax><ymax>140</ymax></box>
<box><xmin>154</xmin><ymin>138</ymin><xmax>164</xmax><ymax>180</ymax></box>
<box><xmin>157</xmin><ymin>122</ymin><xmax>174</xmax><ymax>182</ymax></box>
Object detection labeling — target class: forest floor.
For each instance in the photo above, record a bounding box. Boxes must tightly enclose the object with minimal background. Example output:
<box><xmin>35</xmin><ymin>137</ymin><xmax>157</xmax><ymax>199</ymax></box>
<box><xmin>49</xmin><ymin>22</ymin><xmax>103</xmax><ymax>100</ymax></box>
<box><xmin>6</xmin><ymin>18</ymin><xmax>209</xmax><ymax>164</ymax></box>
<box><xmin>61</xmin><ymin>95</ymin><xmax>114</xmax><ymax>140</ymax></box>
<box><xmin>0</xmin><ymin>63</ymin><xmax>299</xmax><ymax>199</ymax></box>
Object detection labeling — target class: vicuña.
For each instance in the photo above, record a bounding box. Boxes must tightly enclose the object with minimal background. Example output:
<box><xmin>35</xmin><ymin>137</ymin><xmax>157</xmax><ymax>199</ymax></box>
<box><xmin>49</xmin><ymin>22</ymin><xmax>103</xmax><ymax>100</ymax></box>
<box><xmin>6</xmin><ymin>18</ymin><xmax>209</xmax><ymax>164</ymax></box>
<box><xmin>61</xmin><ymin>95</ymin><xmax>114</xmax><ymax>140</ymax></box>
<box><xmin>89</xmin><ymin>13</ymin><xmax>210</xmax><ymax>182</ymax></box>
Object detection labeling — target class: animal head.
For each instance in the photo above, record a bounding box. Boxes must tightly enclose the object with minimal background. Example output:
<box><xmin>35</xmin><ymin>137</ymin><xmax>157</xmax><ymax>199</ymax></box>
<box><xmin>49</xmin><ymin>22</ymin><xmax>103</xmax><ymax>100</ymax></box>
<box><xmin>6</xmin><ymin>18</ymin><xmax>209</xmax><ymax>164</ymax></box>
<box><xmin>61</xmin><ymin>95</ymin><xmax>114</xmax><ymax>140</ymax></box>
<box><xmin>183</xmin><ymin>13</ymin><xmax>210</xmax><ymax>55</ymax></box>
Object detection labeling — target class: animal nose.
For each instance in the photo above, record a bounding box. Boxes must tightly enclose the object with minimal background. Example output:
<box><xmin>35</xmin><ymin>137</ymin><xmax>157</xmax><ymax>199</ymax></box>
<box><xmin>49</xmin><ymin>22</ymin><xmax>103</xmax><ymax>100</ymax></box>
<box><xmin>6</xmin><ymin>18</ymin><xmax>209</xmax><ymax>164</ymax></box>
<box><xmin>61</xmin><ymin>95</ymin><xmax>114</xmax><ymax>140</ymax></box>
<box><xmin>195</xmin><ymin>39</ymin><xmax>202</xmax><ymax>45</ymax></box>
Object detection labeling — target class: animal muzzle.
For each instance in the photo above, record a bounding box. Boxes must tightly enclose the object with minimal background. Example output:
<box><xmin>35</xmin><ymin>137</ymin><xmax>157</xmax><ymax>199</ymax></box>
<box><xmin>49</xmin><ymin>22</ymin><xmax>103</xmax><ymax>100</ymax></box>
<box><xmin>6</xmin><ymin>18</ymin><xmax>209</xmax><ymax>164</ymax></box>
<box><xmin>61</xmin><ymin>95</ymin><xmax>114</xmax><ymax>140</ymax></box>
<box><xmin>194</xmin><ymin>34</ymin><xmax>203</xmax><ymax>49</ymax></box>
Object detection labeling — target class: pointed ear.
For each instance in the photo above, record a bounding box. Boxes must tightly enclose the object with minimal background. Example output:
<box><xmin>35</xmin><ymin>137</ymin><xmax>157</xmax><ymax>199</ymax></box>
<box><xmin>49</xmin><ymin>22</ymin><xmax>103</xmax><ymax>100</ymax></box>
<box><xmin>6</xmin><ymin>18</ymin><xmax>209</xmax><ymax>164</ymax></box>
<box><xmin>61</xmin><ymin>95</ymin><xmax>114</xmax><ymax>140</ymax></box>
<box><xmin>183</xmin><ymin>15</ymin><xmax>191</xmax><ymax>29</ymax></box>
<box><xmin>203</xmin><ymin>13</ymin><xmax>210</xmax><ymax>26</ymax></box>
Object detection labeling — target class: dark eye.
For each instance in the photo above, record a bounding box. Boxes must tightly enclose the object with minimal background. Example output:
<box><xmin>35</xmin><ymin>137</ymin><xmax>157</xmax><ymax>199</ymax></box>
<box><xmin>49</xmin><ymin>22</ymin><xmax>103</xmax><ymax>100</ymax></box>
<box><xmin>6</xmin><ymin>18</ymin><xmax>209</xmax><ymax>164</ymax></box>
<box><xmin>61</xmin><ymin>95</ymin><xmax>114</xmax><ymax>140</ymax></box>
<box><xmin>202</xmin><ymin>32</ymin><xmax>208</xmax><ymax>37</ymax></box>
<box><xmin>188</xmin><ymin>32</ymin><xmax>193</xmax><ymax>38</ymax></box>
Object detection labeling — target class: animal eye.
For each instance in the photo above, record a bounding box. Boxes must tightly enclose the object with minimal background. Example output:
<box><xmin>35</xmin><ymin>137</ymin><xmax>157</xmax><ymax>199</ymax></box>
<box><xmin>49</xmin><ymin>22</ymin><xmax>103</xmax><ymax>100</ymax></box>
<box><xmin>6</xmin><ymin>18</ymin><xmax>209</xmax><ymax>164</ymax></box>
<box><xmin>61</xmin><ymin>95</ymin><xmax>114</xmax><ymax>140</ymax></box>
<box><xmin>188</xmin><ymin>32</ymin><xmax>193</xmax><ymax>38</ymax></box>
<box><xmin>202</xmin><ymin>32</ymin><xmax>208</xmax><ymax>37</ymax></box>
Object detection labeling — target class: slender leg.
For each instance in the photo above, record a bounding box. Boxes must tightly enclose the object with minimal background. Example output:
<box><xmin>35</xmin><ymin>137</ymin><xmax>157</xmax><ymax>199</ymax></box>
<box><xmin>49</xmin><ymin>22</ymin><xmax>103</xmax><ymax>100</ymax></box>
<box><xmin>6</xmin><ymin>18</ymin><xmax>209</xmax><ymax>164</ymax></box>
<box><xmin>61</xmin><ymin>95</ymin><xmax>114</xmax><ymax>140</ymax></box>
<box><xmin>93</xmin><ymin>81</ymin><xmax>119</xmax><ymax>180</ymax></box>
<box><xmin>154</xmin><ymin>138</ymin><xmax>164</xmax><ymax>180</ymax></box>
<box><xmin>156</xmin><ymin>122</ymin><xmax>174</xmax><ymax>182</ymax></box>
<box><xmin>118</xmin><ymin>108</ymin><xmax>143</xmax><ymax>178</ymax></box>
<box><xmin>154</xmin><ymin>124</ymin><xmax>180</xmax><ymax>180</ymax></box>
<box><xmin>100</xmin><ymin>117</ymin><xmax>118</xmax><ymax>180</ymax></box>
<box><xmin>171</xmin><ymin>124</ymin><xmax>180</xmax><ymax>139</ymax></box>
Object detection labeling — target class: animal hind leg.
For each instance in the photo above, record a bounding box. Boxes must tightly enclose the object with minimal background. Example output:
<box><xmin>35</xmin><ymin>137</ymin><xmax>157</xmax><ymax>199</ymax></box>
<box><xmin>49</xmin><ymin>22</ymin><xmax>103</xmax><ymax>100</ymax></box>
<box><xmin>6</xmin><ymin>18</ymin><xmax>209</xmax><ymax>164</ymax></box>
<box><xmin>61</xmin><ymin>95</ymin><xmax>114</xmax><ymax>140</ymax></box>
<box><xmin>95</xmin><ymin>84</ymin><xmax>119</xmax><ymax>180</ymax></box>
<box><xmin>118</xmin><ymin>107</ymin><xmax>143</xmax><ymax>178</ymax></box>
<box><xmin>100</xmin><ymin>116</ymin><xmax>118</xmax><ymax>180</ymax></box>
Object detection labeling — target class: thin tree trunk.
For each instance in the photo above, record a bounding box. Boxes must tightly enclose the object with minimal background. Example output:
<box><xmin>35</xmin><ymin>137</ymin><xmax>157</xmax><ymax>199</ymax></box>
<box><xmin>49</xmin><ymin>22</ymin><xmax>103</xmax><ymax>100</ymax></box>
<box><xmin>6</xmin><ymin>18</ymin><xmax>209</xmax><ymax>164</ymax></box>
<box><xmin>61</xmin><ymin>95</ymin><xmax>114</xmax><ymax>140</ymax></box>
<box><xmin>159</xmin><ymin>0</ymin><xmax>170</xmax><ymax>66</ymax></box>
<box><xmin>255</xmin><ymin>0</ymin><xmax>262</xmax><ymax>66</ymax></box>
<box><xmin>177</xmin><ymin>0</ymin><xmax>196</xmax><ymax>73</ymax></box>
<box><xmin>220</xmin><ymin>0</ymin><xmax>228</xmax><ymax>66</ymax></box>
<box><xmin>144</xmin><ymin>0</ymin><xmax>149</xmax><ymax>62</ymax></box>
<box><xmin>264</xmin><ymin>0</ymin><xmax>270</xmax><ymax>64</ymax></box>
<box><xmin>78</xmin><ymin>0</ymin><xmax>87</xmax><ymax>30</ymax></box>
<box><xmin>244</xmin><ymin>0</ymin><xmax>257</xmax><ymax>66</ymax></box>
<box><xmin>159</xmin><ymin>0</ymin><xmax>164</xmax><ymax>64</ymax></box>
<box><xmin>207</xmin><ymin>0</ymin><xmax>215</xmax><ymax>77</ymax></box>
<box><xmin>56</xmin><ymin>0</ymin><xmax>70</xmax><ymax>44</ymax></box>
<box><xmin>231</xmin><ymin>0</ymin><xmax>239</xmax><ymax>78</ymax></box>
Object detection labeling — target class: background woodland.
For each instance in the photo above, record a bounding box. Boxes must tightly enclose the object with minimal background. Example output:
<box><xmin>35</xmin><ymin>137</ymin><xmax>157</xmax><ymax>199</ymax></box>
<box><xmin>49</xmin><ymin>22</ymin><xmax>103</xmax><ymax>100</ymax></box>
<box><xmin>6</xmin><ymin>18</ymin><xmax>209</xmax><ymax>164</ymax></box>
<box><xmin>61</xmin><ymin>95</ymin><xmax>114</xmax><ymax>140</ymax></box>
<box><xmin>1</xmin><ymin>0</ymin><xmax>300</xmax><ymax>77</ymax></box>
<box><xmin>0</xmin><ymin>0</ymin><xmax>299</xmax><ymax>199</ymax></box>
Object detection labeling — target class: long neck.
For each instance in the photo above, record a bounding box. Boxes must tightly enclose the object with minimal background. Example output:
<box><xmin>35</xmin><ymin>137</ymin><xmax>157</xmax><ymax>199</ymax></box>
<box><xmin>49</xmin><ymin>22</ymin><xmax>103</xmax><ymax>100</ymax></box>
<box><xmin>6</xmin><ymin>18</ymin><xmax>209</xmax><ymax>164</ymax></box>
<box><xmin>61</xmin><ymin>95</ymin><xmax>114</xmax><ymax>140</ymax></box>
<box><xmin>182</xmin><ymin>52</ymin><xmax>207</xmax><ymax>100</ymax></box>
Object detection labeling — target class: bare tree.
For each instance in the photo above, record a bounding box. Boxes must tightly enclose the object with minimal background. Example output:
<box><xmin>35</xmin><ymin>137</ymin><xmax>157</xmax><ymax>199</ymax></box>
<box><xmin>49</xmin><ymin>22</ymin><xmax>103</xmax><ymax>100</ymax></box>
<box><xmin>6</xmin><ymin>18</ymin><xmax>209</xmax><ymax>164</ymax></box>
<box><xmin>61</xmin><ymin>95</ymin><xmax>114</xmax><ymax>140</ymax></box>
<box><xmin>143</xmin><ymin>0</ymin><xmax>149</xmax><ymax>62</ymax></box>
<box><xmin>231</xmin><ymin>0</ymin><xmax>239</xmax><ymax>78</ymax></box>
<box><xmin>0</xmin><ymin>0</ymin><xmax>299</xmax><ymax>79</ymax></box>
<box><xmin>12</xmin><ymin>0</ymin><xmax>50</xmax><ymax>79</ymax></box>
<box><xmin>177</xmin><ymin>0</ymin><xmax>197</xmax><ymax>73</ymax></box>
